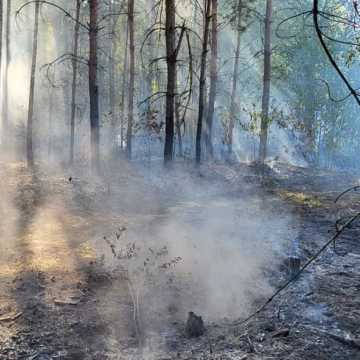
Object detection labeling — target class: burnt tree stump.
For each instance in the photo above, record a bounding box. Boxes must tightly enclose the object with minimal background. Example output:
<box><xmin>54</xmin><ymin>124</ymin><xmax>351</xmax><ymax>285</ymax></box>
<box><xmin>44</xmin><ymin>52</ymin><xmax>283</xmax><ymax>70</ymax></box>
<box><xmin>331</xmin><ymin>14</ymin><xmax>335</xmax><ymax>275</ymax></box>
<box><xmin>185</xmin><ymin>312</ymin><xmax>205</xmax><ymax>338</ymax></box>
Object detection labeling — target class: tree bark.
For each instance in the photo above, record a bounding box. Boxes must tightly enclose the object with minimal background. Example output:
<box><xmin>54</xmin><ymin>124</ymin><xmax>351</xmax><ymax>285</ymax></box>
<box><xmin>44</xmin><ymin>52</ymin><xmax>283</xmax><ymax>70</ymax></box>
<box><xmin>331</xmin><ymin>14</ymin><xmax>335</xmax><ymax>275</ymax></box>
<box><xmin>259</xmin><ymin>0</ymin><xmax>272</xmax><ymax>165</ymax></box>
<box><xmin>69</xmin><ymin>0</ymin><xmax>81</xmax><ymax>165</ymax></box>
<box><xmin>26</xmin><ymin>1</ymin><xmax>40</xmax><ymax>167</ymax></box>
<box><xmin>175</xmin><ymin>65</ymin><xmax>183</xmax><ymax>156</ymax></box>
<box><xmin>195</xmin><ymin>0</ymin><xmax>211</xmax><ymax>165</ymax></box>
<box><xmin>164</xmin><ymin>0</ymin><xmax>176</xmax><ymax>164</ymax></box>
<box><xmin>2</xmin><ymin>0</ymin><xmax>11</xmax><ymax>148</ymax></box>
<box><xmin>205</xmin><ymin>0</ymin><xmax>218</xmax><ymax>159</ymax></box>
<box><xmin>120</xmin><ymin>19</ymin><xmax>129</xmax><ymax>150</ymax></box>
<box><xmin>89</xmin><ymin>0</ymin><xmax>100</xmax><ymax>171</ymax></box>
<box><xmin>0</xmin><ymin>0</ymin><xmax>6</xmax><ymax>145</ymax></box>
<box><xmin>126</xmin><ymin>0</ymin><xmax>135</xmax><ymax>159</ymax></box>
<box><xmin>108</xmin><ymin>0</ymin><xmax>116</xmax><ymax>146</ymax></box>
<box><xmin>0</xmin><ymin>2</ymin><xmax>2</xmax><ymax>88</ymax></box>
<box><xmin>228</xmin><ymin>0</ymin><xmax>242</xmax><ymax>155</ymax></box>
<box><xmin>48</xmin><ymin>89</ymin><xmax>54</xmax><ymax>159</ymax></box>
<box><xmin>144</xmin><ymin>0</ymin><xmax>156</xmax><ymax>148</ymax></box>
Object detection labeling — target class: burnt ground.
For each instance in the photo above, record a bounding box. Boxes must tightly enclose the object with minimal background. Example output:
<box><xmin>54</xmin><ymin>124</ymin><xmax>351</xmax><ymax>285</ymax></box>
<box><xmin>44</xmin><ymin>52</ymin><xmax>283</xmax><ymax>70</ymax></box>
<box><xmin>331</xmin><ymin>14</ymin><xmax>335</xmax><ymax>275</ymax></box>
<box><xmin>0</xmin><ymin>160</ymin><xmax>360</xmax><ymax>359</ymax></box>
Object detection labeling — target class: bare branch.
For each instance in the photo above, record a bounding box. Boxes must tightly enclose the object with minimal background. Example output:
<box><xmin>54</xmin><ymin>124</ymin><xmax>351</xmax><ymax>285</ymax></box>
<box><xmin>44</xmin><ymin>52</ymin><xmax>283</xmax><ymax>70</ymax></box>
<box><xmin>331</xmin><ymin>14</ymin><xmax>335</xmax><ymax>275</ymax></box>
<box><xmin>16</xmin><ymin>0</ymin><xmax>89</xmax><ymax>30</ymax></box>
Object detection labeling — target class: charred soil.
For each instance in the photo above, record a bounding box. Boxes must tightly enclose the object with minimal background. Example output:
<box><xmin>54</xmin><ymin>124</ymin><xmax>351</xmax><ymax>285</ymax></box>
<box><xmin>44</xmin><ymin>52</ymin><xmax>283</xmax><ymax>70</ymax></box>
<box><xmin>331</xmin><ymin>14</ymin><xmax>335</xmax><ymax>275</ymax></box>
<box><xmin>0</xmin><ymin>161</ymin><xmax>359</xmax><ymax>359</ymax></box>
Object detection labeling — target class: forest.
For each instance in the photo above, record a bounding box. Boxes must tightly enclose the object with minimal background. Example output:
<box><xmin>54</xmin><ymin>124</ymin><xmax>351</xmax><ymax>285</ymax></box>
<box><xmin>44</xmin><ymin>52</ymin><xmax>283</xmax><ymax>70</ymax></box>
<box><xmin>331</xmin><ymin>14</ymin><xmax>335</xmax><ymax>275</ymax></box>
<box><xmin>0</xmin><ymin>0</ymin><xmax>360</xmax><ymax>359</ymax></box>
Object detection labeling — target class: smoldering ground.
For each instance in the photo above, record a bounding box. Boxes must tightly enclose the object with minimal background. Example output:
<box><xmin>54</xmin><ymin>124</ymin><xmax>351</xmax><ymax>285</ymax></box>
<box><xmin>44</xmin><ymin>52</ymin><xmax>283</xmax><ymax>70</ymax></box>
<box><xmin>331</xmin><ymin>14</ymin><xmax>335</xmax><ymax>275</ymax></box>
<box><xmin>90</xmin><ymin>162</ymin><xmax>298</xmax><ymax>342</ymax></box>
<box><xmin>0</xmin><ymin>163</ymin><xmax>294</xmax><ymax>353</ymax></box>
<box><xmin>2</xmin><ymin>159</ymin><xmax>360</xmax><ymax>360</ymax></box>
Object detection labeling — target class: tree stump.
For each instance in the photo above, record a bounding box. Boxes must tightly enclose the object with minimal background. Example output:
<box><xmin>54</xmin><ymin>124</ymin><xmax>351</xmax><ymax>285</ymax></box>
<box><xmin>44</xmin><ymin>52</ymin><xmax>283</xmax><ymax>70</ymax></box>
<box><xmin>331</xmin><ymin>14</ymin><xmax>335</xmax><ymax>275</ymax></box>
<box><xmin>185</xmin><ymin>312</ymin><xmax>205</xmax><ymax>338</ymax></box>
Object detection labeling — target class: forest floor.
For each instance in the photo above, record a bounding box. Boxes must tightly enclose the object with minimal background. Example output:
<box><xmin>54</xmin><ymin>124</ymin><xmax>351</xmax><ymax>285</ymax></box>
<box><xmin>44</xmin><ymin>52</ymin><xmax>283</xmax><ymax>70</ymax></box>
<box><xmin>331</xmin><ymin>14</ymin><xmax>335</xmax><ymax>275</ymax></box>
<box><xmin>0</xmin><ymin>159</ymin><xmax>359</xmax><ymax>359</ymax></box>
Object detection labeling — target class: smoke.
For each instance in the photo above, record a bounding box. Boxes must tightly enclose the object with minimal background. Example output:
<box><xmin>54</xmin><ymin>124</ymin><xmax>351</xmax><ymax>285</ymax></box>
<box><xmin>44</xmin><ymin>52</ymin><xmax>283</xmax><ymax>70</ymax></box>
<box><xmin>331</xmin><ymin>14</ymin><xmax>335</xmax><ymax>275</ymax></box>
<box><xmin>93</xmin><ymin>163</ymin><xmax>297</xmax><ymax>333</ymax></box>
<box><xmin>0</xmin><ymin>157</ymin><xmax>297</xmax><ymax>358</ymax></box>
<box><xmin>156</xmin><ymin>194</ymin><xmax>293</xmax><ymax>320</ymax></box>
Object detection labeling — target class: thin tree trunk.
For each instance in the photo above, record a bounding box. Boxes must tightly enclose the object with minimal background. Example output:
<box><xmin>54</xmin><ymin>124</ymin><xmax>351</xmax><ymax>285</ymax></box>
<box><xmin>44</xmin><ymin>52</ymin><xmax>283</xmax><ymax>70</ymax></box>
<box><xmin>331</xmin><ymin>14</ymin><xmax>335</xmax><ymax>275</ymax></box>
<box><xmin>120</xmin><ymin>20</ymin><xmax>129</xmax><ymax>150</ymax></box>
<box><xmin>164</xmin><ymin>0</ymin><xmax>176</xmax><ymax>164</ymax></box>
<box><xmin>89</xmin><ymin>0</ymin><xmax>100</xmax><ymax>171</ymax></box>
<box><xmin>228</xmin><ymin>0</ymin><xmax>243</xmax><ymax>156</ymax></box>
<box><xmin>48</xmin><ymin>89</ymin><xmax>54</xmax><ymax>160</ymax></box>
<box><xmin>109</xmin><ymin>55</ymin><xmax>116</xmax><ymax>134</ymax></box>
<box><xmin>190</xmin><ymin>1</ymin><xmax>199</xmax><ymax>148</ymax></box>
<box><xmin>259</xmin><ymin>0</ymin><xmax>272</xmax><ymax>165</ymax></box>
<box><xmin>205</xmin><ymin>0</ymin><xmax>218</xmax><ymax>159</ymax></box>
<box><xmin>108</xmin><ymin>0</ymin><xmax>116</xmax><ymax>146</ymax></box>
<box><xmin>0</xmin><ymin>1</ymin><xmax>4</xmax><ymax>147</ymax></box>
<box><xmin>0</xmin><ymin>0</ymin><xmax>2</xmax><ymax>73</ymax></box>
<box><xmin>175</xmin><ymin>65</ymin><xmax>183</xmax><ymax>156</ymax></box>
<box><xmin>26</xmin><ymin>1</ymin><xmax>40</xmax><ymax>167</ymax></box>
<box><xmin>126</xmin><ymin>0</ymin><xmax>135</xmax><ymax>159</ymax></box>
<box><xmin>0</xmin><ymin>2</ymin><xmax>2</xmax><ymax>87</ymax></box>
<box><xmin>2</xmin><ymin>0</ymin><xmax>10</xmax><ymax>148</ymax></box>
<box><xmin>195</xmin><ymin>0</ymin><xmax>211</xmax><ymax>165</ymax></box>
<box><xmin>69</xmin><ymin>0</ymin><xmax>80</xmax><ymax>165</ymax></box>
<box><xmin>145</xmin><ymin>0</ymin><xmax>156</xmax><ymax>145</ymax></box>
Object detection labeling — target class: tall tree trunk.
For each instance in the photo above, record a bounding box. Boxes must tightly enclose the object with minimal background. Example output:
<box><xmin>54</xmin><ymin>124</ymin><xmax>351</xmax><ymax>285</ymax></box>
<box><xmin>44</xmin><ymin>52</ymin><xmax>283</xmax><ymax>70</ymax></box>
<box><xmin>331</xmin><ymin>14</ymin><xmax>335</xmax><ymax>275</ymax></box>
<box><xmin>26</xmin><ymin>1</ymin><xmax>40</xmax><ymax>167</ymax></box>
<box><xmin>0</xmin><ymin>1</ymin><xmax>2</xmax><ymax>75</ymax></box>
<box><xmin>126</xmin><ymin>0</ymin><xmax>135</xmax><ymax>159</ymax></box>
<box><xmin>2</xmin><ymin>0</ymin><xmax>10</xmax><ymax>148</ymax></box>
<box><xmin>145</xmin><ymin>0</ymin><xmax>156</xmax><ymax>144</ymax></box>
<box><xmin>259</xmin><ymin>0</ymin><xmax>272</xmax><ymax>165</ymax></box>
<box><xmin>89</xmin><ymin>0</ymin><xmax>100</xmax><ymax>171</ymax></box>
<box><xmin>120</xmin><ymin>20</ymin><xmax>129</xmax><ymax>150</ymax></box>
<box><xmin>175</xmin><ymin>65</ymin><xmax>183</xmax><ymax>156</ymax></box>
<box><xmin>195</xmin><ymin>0</ymin><xmax>211</xmax><ymax>165</ymax></box>
<box><xmin>69</xmin><ymin>0</ymin><xmax>81</xmax><ymax>165</ymax></box>
<box><xmin>205</xmin><ymin>0</ymin><xmax>218</xmax><ymax>159</ymax></box>
<box><xmin>164</xmin><ymin>0</ymin><xmax>176</xmax><ymax>164</ymax></box>
<box><xmin>108</xmin><ymin>0</ymin><xmax>116</xmax><ymax>147</ymax></box>
<box><xmin>0</xmin><ymin>1</ymin><xmax>3</xmax><ymax>147</ymax></box>
<box><xmin>228</xmin><ymin>0</ymin><xmax>242</xmax><ymax>156</ymax></box>
<box><xmin>48</xmin><ymin>88</ymin><xmax>54</xmax><ymax>160</ymax></box>
<box><xmin>109</xmin><ymin>53</ymin><xmax>116</xmax><ymax>135</ymax></box>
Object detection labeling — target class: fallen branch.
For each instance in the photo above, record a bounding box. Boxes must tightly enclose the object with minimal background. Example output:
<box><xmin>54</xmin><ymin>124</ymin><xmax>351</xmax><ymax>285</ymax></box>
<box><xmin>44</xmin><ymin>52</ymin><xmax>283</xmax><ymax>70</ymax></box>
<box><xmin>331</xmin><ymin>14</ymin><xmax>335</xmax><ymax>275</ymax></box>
<box><xmin>326</xmin><ymin>331</ymin><xmax>360</xmax><ymax>350</ymax></box>
<box><xmin>232</xmin><ymin>210</ymin><xmax>360</xmax><ymax>327</ymax></box>
<box><xmin>305</xmin><ymin>325</ymin><xmax>360</xmax><ymax>350</ymax></box>
<box><xmin>0</xmin><ymin>311</ymin><xmax>23</xmax><ymax>322</ymax></box>
<box><xmin>335</xmin><ymin>185</ymin><xmax>360</xmax><ymax>203</ymax></box>
<box><xmin>333</xmin><ymin>185</ymin><xmax>360</xmax><ymax>255</ymax></box>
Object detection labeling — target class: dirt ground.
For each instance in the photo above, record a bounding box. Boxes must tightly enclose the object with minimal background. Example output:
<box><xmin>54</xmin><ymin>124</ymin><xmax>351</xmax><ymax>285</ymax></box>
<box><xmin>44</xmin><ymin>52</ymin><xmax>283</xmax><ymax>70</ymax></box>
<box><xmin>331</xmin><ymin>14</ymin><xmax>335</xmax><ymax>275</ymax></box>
<box><xmin>0</xmin><ymin>160</ymin><xmax>359</xmax><ymax>359</ymax></box>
